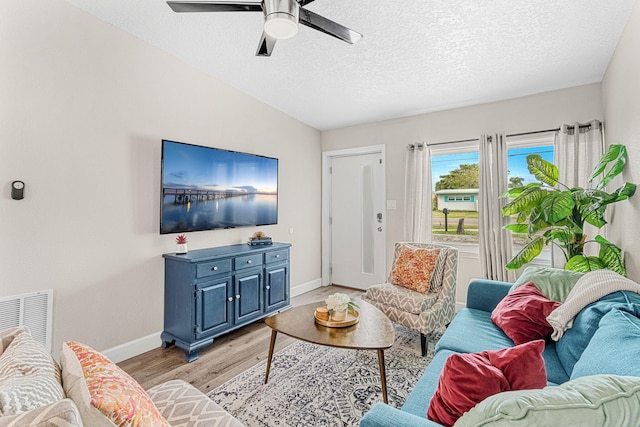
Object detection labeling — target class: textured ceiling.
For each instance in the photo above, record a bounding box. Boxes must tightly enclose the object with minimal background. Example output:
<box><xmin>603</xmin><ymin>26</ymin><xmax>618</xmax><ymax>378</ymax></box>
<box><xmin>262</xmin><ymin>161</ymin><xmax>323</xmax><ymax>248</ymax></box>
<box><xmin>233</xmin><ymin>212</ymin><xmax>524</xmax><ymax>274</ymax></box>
<box><xmin>64</xmin><ymin>0</ymin><xmax>635</xmax><ymax>131</ymax></box>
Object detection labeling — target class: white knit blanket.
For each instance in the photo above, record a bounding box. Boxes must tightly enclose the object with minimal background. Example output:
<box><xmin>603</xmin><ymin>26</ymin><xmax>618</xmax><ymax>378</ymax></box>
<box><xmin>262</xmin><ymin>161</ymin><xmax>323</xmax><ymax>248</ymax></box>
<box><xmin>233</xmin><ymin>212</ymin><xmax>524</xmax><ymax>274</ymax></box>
<box><xmin>546</xmin><ymin>270</ymin><xmax>640</xmax><ymax>341</ymax></box>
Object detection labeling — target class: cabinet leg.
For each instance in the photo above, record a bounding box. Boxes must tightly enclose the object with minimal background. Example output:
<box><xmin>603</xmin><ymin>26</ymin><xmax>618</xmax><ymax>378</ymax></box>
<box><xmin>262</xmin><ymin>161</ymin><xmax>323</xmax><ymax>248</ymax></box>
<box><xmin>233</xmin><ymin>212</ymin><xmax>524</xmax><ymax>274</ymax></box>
<box><xmin>185</xmin><ymin>351</ymin><xmax>199</xmax><ymax>363</ymax></box>
<box><xmin>264</xmin><ymin>330</ymin><xmax>278</xmax><ymax>384</ymax></box>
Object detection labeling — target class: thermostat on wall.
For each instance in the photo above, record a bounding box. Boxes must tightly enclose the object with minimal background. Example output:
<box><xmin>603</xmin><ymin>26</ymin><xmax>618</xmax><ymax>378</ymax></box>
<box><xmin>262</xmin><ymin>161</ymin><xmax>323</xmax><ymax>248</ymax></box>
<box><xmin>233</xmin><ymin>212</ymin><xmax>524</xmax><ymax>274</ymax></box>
<box><xmin>11</xmin><ymin>181</ymin><xmax>25</xmax><ymax>200</ymax></box>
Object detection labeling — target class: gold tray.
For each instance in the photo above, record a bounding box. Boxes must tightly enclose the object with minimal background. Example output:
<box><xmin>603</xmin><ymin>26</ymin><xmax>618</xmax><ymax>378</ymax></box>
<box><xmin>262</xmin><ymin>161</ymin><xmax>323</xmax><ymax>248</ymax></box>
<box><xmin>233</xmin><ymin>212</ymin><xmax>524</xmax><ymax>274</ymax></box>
<box><xmin>315</xmin><ymin>309</ymin><xmax>359</xmax><ymax>328</ymax></box>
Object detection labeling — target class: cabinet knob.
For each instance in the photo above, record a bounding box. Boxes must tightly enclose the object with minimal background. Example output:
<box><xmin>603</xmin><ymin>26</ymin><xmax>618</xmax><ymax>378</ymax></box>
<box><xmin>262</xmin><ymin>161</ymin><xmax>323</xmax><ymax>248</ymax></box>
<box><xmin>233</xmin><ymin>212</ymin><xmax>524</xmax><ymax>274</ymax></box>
<box><xmin>247</xmin><ymin>259</ymin><xmax>252</xmax><ymax>264</ymax></box>
<box><xmin>275</xmin><ymin>254</ymin><xmax>280</xmax><ymax>258</ymax></box>
<box><xmin>236</xmin><ymin>294</ymin><xmax>241</xmax><ymax>299</ymax></box>
<box><xmin>227</xmin><ymin>297</ymin><xmax>233</xmax><ymax>302</ymax></box>
<box><xmin>266</xmin><ymin>286</ymin><xmax>271</xmax><ymax>290</ymax></box>
<box><xmin>212</xmin><ymin>266</ymin><xmax>218</xmax><ymax>271</ymax></box>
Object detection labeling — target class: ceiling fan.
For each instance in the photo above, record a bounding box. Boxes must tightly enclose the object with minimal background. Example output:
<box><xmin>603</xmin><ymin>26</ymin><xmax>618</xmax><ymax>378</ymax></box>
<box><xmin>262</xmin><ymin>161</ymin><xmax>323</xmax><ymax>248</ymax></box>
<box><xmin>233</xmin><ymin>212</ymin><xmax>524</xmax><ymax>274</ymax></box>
<box><xmin>167</xmin><ymin>0</ymin><xmax>363</xmax><ymax>57</ymax></box>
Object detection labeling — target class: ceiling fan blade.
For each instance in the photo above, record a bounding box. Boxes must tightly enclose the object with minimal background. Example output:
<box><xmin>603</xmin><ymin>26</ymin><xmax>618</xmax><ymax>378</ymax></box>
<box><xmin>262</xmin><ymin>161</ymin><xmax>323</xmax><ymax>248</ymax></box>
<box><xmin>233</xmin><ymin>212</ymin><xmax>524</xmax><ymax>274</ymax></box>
<box><xmin>298</xmin><ymin>8</ymin><xmax>362</xmax><ymax>44</ymax></box>
<box><xmin>167</xmin><ymin>1</ymin><xmax>263</xmax><ymax>13</ymax></box>
<box><xmin>256</xmin><ymin>32</ymin><xmax>277</xmax><ymax>57</ymax></box>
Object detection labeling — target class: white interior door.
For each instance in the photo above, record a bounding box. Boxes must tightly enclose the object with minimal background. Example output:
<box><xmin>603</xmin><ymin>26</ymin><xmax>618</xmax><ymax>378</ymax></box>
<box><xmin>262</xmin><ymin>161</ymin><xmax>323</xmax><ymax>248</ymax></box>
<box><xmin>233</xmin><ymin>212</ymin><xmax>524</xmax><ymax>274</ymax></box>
<box><xmin>330</xmin><ymin>153</ymin><xmax>385</xmax><ymax>289</ymax></box>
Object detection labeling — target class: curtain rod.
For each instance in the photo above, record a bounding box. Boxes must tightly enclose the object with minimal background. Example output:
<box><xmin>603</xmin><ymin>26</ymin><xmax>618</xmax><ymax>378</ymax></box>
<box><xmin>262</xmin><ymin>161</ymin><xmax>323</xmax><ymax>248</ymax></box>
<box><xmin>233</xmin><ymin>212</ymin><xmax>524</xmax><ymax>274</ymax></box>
<box><xmin>426</xmin><ymin>138</ymin><xmax>479</xmax><ymax>147</ymax></box>
<box><xmin>427</xmin><ymin>122</ymin><xmax>599</xmax><ymax>147</ymax></box>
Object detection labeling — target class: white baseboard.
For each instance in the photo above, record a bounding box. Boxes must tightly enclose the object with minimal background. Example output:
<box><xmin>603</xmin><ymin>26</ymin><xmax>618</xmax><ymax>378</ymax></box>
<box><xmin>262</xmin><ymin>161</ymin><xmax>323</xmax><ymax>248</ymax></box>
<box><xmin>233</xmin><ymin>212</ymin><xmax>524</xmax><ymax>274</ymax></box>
<box><xmin>102</xmin><ymin>331</ymin><xmax>162</xmax><ymax>364</ymax></box>
<box><xmin>104</xmin><ymin>278</ymin><xmax>323</xmax><ymax>363</ymax></box>
<box><xmin>291</xmin><ymin>278</ymin><xmax>322</xmax><ymax>297</ymax></box>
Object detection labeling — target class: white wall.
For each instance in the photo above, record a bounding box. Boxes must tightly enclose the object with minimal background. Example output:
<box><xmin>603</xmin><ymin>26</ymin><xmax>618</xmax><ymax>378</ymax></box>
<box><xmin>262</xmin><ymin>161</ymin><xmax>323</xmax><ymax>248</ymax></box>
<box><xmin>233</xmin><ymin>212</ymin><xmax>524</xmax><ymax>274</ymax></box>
<box><xmin>322</xmin><ymin>85</ymin><xmax>603</xmax><ymax>305</ymax></box>
<box><xmin>602</xmin><ymin>0</ymin><xmax>640</xmax><ymax>282</ymax></box>
<box><xmin>0</xmin><ymin>0</ymin><xmax>321</xmax><ymax>358</ymax></box>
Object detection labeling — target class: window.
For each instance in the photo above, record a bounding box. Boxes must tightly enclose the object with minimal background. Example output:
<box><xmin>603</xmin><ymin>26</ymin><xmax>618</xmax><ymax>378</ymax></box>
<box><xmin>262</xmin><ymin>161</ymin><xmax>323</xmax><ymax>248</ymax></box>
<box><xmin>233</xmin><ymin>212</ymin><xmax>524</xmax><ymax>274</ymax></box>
<box><xmin>429</xmin><ymin>134</ymin><xmax>555</xmax><ymax>260</ymax></box>
<box><xmin>505</xmin><ymin>134</ymin><xmax>555</xmax><ymax>264</ymax></box>
<box><xmin>431</xmin><ymin>143</ymin><xmax>479</xmax><ymax>247</ymax></box>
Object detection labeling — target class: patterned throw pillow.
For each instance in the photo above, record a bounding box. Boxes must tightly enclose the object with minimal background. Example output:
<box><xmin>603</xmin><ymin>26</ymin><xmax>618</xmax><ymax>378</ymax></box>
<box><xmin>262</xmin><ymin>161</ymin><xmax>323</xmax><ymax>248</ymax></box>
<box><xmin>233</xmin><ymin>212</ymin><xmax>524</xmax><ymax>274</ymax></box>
<box><xmin>429</xmin><ymin>248</ymin><xmax>450</xmax><ymax>294</ymax></box>
<box><xmin>60</xmin><ymin>341</ymin><xmax>170</xmax><ymax>427</ymax></box>
<box><xmin>0</xmin><ymin>330</ymin><xmax>65</xmax><ymax>416</ymax></box>
<box><xmin>389</xmin><ymin>247</ymin><xmax>441</xmax><ymax>294</ymax></box>
<box><xmin>0</xmin><ymin>328</ymin><xmax>27</xmax><ymax>357</ymax></box>
<box><xmin>0</xmin><ymin>398</ymin><xmax>82</xmax><ymax>427</ymax></box>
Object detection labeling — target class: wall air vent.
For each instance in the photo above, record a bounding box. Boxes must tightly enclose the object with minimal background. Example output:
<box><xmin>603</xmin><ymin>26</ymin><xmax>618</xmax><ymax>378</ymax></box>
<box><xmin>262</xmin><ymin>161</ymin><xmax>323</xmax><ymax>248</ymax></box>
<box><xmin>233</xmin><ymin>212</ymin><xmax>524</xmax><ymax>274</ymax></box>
<box><xmin>0</xmin><ymin>290</ymin><xmax>53</xmax><ymax>352</ymax></box>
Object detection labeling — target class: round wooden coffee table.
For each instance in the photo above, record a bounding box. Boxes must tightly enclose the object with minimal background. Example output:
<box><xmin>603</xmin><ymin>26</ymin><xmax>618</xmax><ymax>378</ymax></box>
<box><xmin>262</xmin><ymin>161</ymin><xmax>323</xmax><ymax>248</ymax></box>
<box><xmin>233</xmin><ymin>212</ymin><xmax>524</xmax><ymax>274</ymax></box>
<box><xmin>264</xmin><ymin>300</ymin><xmax>395</xmax><ymax>403</ymax></box>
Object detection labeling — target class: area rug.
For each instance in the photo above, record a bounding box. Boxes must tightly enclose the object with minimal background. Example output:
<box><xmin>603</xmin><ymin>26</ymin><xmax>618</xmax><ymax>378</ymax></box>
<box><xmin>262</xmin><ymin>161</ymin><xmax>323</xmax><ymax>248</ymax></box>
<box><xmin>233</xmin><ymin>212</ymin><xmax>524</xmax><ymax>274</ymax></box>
<box><xmin>208</xmin><ymin>325</ymin><xmax>439</xmax><ymax>427</ymax></box>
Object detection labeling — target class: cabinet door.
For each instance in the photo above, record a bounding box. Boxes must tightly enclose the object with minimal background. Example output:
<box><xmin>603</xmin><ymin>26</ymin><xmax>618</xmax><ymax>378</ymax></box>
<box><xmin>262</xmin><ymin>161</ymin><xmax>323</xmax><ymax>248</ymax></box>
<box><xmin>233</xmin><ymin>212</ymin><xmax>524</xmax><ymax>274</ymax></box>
<box><xmin>265</xmin><ymin>263</ymin><xmax>289</xmax><ymax>312</ymax></box>
<box><xmin>195</xmin><ymin>277</ymin><xmax>233</xmax><ymax>339</ymax></box>
<box><xmin>234</xmin><ymin>268</ymin><xmax>263</xmax><ymax>324</ymax></box>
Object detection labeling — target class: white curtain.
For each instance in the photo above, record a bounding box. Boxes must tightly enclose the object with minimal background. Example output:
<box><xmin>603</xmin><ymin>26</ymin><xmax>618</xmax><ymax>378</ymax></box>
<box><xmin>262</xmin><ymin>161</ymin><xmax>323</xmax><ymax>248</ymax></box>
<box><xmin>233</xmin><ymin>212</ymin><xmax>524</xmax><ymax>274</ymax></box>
<box><xmin>478</xmin><ymin>134</ymin><xmax>516</xmax><ymax>282</ymax></box>
<box><xmin>553</xmin><ymin>120</ymin><xmax>604</xmax><ymax>266</ymax></box>
<box><xmin>404</xmin><ymin>143</ymin><xmax>432</xmax><ymax>243</ymax></box>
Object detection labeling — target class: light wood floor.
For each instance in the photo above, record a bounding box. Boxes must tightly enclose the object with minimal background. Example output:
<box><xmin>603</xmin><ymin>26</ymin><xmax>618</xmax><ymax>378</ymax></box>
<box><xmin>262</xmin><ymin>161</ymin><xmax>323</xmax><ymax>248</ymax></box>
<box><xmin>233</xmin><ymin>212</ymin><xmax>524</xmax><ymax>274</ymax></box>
<box><xmin>118</xmin><ymin>285</ymin><xmax>363</xmax><ymax>394</ymax></box>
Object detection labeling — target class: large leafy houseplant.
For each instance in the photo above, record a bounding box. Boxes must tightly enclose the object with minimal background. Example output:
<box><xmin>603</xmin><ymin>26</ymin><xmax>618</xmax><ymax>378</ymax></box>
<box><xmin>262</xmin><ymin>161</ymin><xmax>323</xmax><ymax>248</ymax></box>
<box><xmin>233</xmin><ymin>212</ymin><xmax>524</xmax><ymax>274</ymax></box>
<box><xmin>501</xmin><ymin>144</ymin><xmax>636</xmax><ymax>275</ymax></box>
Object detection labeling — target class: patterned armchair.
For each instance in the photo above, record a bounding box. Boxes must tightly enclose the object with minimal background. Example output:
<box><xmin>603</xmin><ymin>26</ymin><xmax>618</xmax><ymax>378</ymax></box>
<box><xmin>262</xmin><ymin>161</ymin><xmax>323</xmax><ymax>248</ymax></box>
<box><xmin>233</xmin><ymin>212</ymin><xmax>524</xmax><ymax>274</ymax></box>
<box><xmin>362</xmin><ymin>242</ymin><xmax>458</xmax><ymax>356</ymax></box>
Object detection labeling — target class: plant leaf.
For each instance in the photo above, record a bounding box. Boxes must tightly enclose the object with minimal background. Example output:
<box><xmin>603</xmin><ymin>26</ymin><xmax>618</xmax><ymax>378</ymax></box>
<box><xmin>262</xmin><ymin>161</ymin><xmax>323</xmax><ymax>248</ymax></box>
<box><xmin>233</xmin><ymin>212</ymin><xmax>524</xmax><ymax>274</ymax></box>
<box><xmin>501</xmin><ymin>187</ymin><xmax>547</xmax><ymax>216</ymax></box>
<box><xmin>527</xmin><ymin>154</ymin><xmax>559</xmax><ymax>187</ymax></box>
<box><xmin>607</xmin><ymin>182</ymin><xmax>637</xmax><ymax>204</ymax></box>
<box><xmin>595</xmin><ymin>235</ymin><xmax>627</xmax><ymax>276</ymax></box>
<box><xmin>572</xmin><ymin>189</ymin><xmax>607</xmax><ymax>228</ymax></box>
<box><xmin>592</xmin><ymin>145</ymin><xmax>628</xmax><ymax>190</ymax></box>
<box><xmin>590</xmin><ymin>145</ymin><xmax>623</xmax><ymax>180</ymax></box>
<box><xmin>501</xmin><ymin>183</ymin><xmax>542</xmax><ymax>199</ymax></box>
<box><xmin>581</xmin><ymin>204</ymin><xmax>607</xmax><ymax>228</ymax></box>
<box><xmin>506</xmin><ymin>237</ymin><xmax>544</xmax><ymax>270</ymax></box>
<box><xmin>516</xmin><ymin>211</ymin><xmax>528</xmax><ymax>224</ymax></box>
<box><xmin>544</xmin><ymin>228</ymin><xmax>573</xmax><ymax>245</ymax></box>
<box><xmin>539</xmin><ymin>191</ymin><xmax>575</xmax><ymax>223</ymax></box>
<box><xmin>565</xmin><ymin>255</ymin><xmax>606</xmax><ymax>272</ymax></box>
<box><xmin>504</xmin><ymin>224</ymin><xmax>529</xmax><ymax>234</ymax></box>
<box><xmin>529</xmin><ymin>219</ymin><xmax>550</xmax><ymax>235</ymax></box>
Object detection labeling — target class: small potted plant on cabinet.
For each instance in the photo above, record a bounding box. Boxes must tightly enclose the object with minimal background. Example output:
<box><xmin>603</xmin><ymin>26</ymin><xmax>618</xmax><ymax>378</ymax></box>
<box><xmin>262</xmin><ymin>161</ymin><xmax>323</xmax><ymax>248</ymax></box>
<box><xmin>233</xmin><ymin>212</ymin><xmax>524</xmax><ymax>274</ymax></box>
<box><xmin>176</xmin><ymin>234</ymin><xmax>188</xmax><ymax>255</ymax></box>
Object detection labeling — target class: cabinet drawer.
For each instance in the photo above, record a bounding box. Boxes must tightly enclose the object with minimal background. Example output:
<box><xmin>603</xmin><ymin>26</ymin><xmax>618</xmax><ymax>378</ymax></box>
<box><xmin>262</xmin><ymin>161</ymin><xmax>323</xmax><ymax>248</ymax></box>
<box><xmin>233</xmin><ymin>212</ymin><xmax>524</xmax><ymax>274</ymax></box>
<box><xmin>235</xmin><ymin>254</ymin><xmax>263</xmax><ymax>270</ymax></box>
<box><xmin>265</xmin><ymin>249</ymin><xmax>288</xmax><ymax>264</ymax></box>
<box><xmin>196</xmin><ymin>259</ymin><xmax>232</xmax><ymax>278</ymax></box>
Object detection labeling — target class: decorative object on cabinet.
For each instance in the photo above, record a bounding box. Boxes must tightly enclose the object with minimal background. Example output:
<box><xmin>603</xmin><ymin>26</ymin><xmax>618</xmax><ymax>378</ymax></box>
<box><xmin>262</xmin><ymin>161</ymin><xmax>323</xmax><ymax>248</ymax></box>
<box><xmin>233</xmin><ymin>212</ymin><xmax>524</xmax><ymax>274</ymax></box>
<box><xmin>248</xmin><ymin>230</ymin><xmax>273</xmax><ymax>246</ymax></box>
<box><xmin>162</xmin><ymin>242</ymin><xmax>291</xmax><ymax>362</ymax></box>
<box><xmin>175</xmin><ymin>234</ymin><xmax>188</xmax><ymax>254</ymax></box>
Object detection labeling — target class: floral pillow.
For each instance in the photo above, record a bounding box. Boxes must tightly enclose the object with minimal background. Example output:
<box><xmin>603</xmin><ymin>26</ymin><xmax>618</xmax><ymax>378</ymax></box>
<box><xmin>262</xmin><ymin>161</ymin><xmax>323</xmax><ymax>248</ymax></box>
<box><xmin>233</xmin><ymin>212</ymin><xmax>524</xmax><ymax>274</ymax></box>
<box><xmin>389</xmin><ymin>247</ymin><xmax>440</xmax><ymax>294</ymax></box>
<box><xmin>60</xmin><ymin>341</ymin><xmax>170</xmax><ymax>427</ymax></box>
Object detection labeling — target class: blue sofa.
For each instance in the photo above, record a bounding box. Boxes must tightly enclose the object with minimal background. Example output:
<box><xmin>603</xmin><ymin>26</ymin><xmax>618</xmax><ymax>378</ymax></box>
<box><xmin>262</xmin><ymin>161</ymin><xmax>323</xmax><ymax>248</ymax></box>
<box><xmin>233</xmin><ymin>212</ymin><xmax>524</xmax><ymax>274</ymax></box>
<box><xmin>361</xmin><ymin>273</ymin><xmax>640</xmax><ymax>427</ymax></box>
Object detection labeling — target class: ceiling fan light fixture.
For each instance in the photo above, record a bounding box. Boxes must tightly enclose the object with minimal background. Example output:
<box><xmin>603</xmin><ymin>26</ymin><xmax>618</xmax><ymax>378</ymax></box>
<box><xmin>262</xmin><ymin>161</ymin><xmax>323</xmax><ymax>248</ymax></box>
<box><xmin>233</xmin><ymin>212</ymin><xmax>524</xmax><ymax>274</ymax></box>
<box><xmin>263</xmin><ymin>0</ymin><xmax>299</xmax><ymax>40</ymax></box>
<box><xmin>264</xmin><ymin>12</ymin><xmax>298</xmax><ymax>39</ymax></box>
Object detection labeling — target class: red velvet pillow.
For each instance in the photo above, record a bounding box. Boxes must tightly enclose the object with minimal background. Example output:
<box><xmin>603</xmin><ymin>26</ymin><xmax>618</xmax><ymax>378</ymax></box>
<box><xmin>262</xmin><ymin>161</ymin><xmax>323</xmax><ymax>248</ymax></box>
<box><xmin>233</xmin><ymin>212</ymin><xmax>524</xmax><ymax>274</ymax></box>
<box><xmin>427</xmin><ymin>340</ymin><xmax>547</xmax><ymax>426</ymax></box>
<box><xmin>491</xmin><ymin>281</ymin><xmax>562</xmax><ymax>345</ymax></box>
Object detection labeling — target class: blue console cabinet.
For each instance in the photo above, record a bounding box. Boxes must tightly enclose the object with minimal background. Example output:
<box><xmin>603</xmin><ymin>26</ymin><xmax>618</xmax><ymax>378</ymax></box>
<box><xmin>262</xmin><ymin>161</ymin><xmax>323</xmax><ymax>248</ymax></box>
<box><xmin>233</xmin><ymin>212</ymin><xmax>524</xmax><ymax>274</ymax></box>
<box><xmin>162</xmin><ymin>242</ymin><xmax>291</xmax><ymax>362</ymax></box>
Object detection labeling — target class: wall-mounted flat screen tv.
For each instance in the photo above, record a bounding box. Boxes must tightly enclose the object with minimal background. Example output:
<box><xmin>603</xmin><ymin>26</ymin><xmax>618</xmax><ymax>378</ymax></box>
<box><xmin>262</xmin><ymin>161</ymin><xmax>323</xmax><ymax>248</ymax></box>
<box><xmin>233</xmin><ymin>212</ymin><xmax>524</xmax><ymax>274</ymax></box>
<box><xmin>160</xmin><ymin>140</ymin><xmax>278</xmax><ymax>234</ymax></box>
